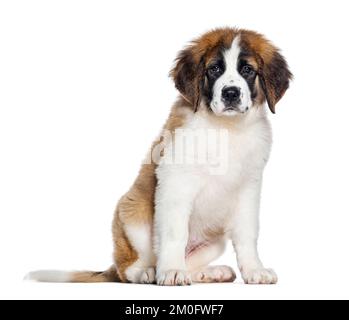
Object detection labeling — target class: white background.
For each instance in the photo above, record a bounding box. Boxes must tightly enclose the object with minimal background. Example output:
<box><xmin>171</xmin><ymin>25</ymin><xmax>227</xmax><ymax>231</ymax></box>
<box><xmin>1</xmin><ymin>0</ymin><xmax>349</xmax><ymax>300</ymax></box>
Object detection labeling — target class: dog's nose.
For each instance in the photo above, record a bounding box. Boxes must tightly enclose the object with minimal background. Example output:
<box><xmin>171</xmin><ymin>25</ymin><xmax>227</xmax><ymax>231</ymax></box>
<box><xmin>221</xmin><ymin>86</ymin><xmax>241</xmax><ymax>105</ymax></box>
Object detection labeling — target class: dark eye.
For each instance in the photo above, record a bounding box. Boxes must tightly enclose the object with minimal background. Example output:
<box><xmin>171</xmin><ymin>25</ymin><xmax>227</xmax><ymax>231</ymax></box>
<box><xmin>241</xmin><ymin>65</ymin><xmax>255</xmax><ymax>77</ymax></box>
<box><xmin>208</xmin><ymin>64</ymin><xmax>221</xmax><ymax>76</ymax></box>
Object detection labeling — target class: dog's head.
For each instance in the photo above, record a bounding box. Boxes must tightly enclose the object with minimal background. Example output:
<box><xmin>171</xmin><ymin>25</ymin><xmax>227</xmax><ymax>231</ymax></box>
<box><xmin>170</xmin><ymin>28</ymin><xmax>292</xmax><ymax>115</ymax></box>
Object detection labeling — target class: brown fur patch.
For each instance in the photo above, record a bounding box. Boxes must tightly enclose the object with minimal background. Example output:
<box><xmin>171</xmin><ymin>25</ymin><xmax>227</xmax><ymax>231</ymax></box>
<box><xmin>113</xmin><ymin>212</ymin><xmax>139</xmax><ymax>282</ymax></box>
<box><xmin>70</xmin><ymin>266</ymin><xmax>119</xmax><ymax>283</ymax></box>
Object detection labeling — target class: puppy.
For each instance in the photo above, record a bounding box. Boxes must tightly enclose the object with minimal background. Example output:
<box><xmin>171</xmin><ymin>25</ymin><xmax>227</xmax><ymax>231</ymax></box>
<box><xmin>27</xmin><ymin>28</ymin><xmax>292</xmax><ymax>285</ymax></box>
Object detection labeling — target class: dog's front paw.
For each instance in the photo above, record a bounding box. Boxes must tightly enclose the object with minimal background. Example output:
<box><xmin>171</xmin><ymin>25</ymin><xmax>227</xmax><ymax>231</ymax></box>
<box><xmin>242</xmin><ymin>268</ymin><xmax>278</xmax><ymax>284</ymax></box>
<box><xmin>156</xmin><ymin>269</ymin><xmax>192</xmax><ymax>286</ymax></box>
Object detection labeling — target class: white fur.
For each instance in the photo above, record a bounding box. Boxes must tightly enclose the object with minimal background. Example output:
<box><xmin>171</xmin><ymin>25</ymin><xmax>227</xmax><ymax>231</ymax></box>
<box><xmin>125</xmin><ymin>264</ymin><xmax>156</xmax><ymax>284</ymax></box>
<box><xmin>25</xmin><ymin>270</ymin><xmax>71</xmax><ymax>282</ymax></box>
<box><xmin>124</xmin><ymin>224</ymin><xmax>156</xmax><ymax>283</ymax></box>
<box><xmin>124</xmin><ymin>224</ymin><xmax>155</xmax><ymax>267</ymax></box>
<box><xmin>211</xmin><ymin>36</ymin><xmax>253</xmax><ymax>116</ymax></box>
<box><xmin>154</xmin><ymin>105</ymin><xmax>274</xmax><ymax>285</ymax></box>
<box><xmin>186</xmin><ymin>239</ymin><xmax>226</xmax><ymax>271</ymax></box>
<box><xmin>191</xmin><ymin>265</ymin><xmax>236</xmax><ymax>283</ymax></box>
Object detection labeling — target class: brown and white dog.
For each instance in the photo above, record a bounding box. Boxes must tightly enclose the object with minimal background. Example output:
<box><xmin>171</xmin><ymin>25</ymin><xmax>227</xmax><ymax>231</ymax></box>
<box><xmin>27</xmin><ymin>28</ymin><xmax>292</xmax><ymax>285</ymax></box>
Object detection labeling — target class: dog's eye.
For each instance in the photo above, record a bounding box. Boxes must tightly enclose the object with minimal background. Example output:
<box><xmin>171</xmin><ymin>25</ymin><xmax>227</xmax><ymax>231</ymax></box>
<box><xmin>241</xmin><ymin>65</ymin><xmax>255</xmax><ymax>77</ymax></box>
<box><xmin>208</xmin><ymin>64</ymin><xmax>222</xmax><ymax>76</ymax></box>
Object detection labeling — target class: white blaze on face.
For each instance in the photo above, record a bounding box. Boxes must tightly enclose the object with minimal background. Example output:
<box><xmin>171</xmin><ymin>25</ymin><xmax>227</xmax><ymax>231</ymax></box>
<box><xmin>210</xmin><ymin>36</ymin><xmax>253</xmax><ymax>116</ymax></box>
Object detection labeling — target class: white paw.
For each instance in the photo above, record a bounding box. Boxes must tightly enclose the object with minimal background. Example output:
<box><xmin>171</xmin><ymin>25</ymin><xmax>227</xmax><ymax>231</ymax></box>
<box><xmin>192</xmin><ymin>266</ymin><xmax>236</xmax><ymax>283</ymax></box>
<box><xmin>156</xmin><ymin>270</ymin><xmax>192</xmax><ymax>286</ymax></box>
<box><xmin>242</xmin><ymin>268</ymin><xmax>278</xmax><ymax>284</ymax></box>
<box><xmin>125</xmin><ymin>266</ymin><xmax>156</xmax><ymax>284</ymax></box>
<box><xmin>140</xmin><ymin>267</ymin><xmax>156</xmax><ymax>284</ymax></box>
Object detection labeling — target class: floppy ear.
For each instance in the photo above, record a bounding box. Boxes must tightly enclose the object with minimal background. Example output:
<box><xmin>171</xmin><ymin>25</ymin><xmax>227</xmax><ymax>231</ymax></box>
<box><xmin>258</xmin><ymin>51</ymin><xmax>292</xmax><ymax>114</ymax></box>
<box><xmin>170</xmin><ymin>48</ymin><xmax>206</xmax><ymax>112</ymax></box>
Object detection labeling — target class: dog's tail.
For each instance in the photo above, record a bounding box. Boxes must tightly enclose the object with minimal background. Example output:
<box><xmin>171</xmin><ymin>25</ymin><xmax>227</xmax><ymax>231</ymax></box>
<box><xmin>25</xmin><ymin>265</ymin><xmax>120</xmax><ymax>283</ymax></box>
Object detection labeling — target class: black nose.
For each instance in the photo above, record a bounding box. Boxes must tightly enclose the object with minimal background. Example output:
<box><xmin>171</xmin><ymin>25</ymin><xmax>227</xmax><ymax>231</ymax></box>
<box><xmin>221</xmin><ymin>86</ymin><xmax>241</xmax><ymax>105</ymax></box>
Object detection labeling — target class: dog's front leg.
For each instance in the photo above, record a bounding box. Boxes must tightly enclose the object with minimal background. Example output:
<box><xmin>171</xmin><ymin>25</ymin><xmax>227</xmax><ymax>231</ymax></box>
<box><xmin>232</xmin><ymin>177</ymin><xmax>277</xmax><ymax>284</ymax></box>
<box><xmin>154</xmin><ymin>174</ymin><xmax>199</xmax><ymax>286</ymax></box>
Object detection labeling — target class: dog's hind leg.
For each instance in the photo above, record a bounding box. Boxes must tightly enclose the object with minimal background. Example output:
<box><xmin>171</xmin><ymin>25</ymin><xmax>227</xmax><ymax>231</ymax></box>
<box><xmin>113</xmin><ymin>192</ymin><xmax>156</xmax><ymax>284</ymax></box>
<box><xmin>186</xmin><ymin>238</ymin><xmax>236</xmax><ymax>283</ymax></box>
<box><xmin>191</xmin><ymin>265</ymin><xmax>236</xmax><ymax>283</ymax></box>
<box><xmin>122</xmin><ymin>223</ymin><xmax>156</xmax><ymax>284</ymax></box>
<box><xmin>114</xmin><ymin>220</ymin><xmax>156</xmax><ymax>284</ymax></box>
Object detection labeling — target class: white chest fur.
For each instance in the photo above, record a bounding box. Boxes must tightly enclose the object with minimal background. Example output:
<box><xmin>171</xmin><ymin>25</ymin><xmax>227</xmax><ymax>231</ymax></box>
<box><xmin>155</xmin><ymin>106</ymin><xmax>272</xmax><ymax>255</ymax></box>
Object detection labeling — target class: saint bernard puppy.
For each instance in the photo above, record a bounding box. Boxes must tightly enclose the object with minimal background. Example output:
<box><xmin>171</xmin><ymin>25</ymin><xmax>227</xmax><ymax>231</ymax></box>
<box><xmin>27</xmin><ymin>28</ymin><xmax>292</xmax><ymax>285</ymax></box>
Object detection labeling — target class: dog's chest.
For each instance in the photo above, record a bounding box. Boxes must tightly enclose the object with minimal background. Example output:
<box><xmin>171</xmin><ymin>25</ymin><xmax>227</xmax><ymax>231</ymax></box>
<box><xmin>183</xmin><ymin>113</ymin><xmax>272</xmax><ymax>241</ymax></box>
<box><xmin>156</xmin><ymin>110</ymin><xmax>272</xmax><ymax>244</ymax></box>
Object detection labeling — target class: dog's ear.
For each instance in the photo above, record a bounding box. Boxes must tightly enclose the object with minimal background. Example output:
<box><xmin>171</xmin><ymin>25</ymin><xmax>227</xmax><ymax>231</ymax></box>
<box><xmin>170</xmin><ymin>48</ymin><xmax>206</xmax><ymax>112</ymax></box>
<box><xmin>258</xmin><ymin>51</ymin><xmax>292</xmax><ymax>114</ymax></box>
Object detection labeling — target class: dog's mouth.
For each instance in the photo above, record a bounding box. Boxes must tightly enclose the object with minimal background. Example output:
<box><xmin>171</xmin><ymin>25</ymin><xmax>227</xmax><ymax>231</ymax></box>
<box><xmin>223</xmin><ymin>106</ymin><xmax>249</xmax><ymax>114</ymax></box>
<box><xmin>223</xmin><ymin>106</ymin><xmax>238</xmax><ymax>112</ymax></box>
